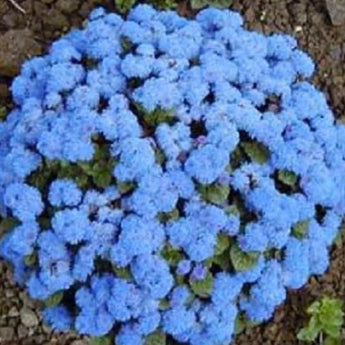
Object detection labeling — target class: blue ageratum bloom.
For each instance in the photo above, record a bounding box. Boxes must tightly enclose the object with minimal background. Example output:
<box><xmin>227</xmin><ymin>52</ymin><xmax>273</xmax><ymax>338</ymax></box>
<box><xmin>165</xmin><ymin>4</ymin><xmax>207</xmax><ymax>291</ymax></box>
<box><xmin>48</xmin><ymin>179</ymin><xmax>82</xmax><ymax>207</ymax></box>
<box><xmin>0</xmin><ymin>4</ymin><xmax>344</xmax><ymax>345</ymax></box>
<box><xmin>3</xmin><ymin>183</ymin><xmax>43</xmax><ymax>221</ymax></box>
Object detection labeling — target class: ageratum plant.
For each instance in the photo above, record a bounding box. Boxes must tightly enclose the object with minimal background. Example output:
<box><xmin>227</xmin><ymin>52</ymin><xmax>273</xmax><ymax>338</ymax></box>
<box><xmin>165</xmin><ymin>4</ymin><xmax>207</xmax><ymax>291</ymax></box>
<box><xmin>1</xmin><ymin>5</ymin><xmax>345</xmax><ymax>345</ymax></box>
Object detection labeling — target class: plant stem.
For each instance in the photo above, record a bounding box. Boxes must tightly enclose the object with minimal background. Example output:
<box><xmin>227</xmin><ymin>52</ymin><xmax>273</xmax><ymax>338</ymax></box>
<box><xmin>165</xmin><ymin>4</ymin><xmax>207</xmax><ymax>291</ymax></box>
<box><xmin>7</xmin><ymin>0</ymin><xmax>26</xmax><ymax>14</ymax></box>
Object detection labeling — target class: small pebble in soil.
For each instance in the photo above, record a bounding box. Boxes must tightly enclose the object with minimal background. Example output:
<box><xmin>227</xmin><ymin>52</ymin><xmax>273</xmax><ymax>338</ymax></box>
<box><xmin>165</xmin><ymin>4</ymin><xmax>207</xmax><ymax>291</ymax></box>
<box><xmin>326</xmin><ymin>0</ymin><xmax>345</xmax><ymax>26</ymax></box>
<box><xmin>20</xmin><ymin>308</ymin><xmax>39</xmax><ymax>328</ymax></box>
<box><xmin>0</xmin><ymin>326</ymin><xmax>15</xmax><ymax>341</ymax></box>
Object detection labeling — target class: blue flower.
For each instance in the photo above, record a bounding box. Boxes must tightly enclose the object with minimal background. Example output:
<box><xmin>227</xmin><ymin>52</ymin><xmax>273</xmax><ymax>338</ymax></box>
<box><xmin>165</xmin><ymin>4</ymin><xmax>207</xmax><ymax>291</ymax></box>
<box><xmin>191</xmin><ymin>264</ymin><xmax>207</xmax><ymax>281</ymax></box>
<box><xmin>43</xmin><ymin>306</ymin><xmax>73</xmax><ymax>332</ymax></box>
<box><xmin>177</xmin><ymin>260</ymin><xmax>192</xmax><ymax>276</ymax></box>
<box><xmin>52</xmin><ymin>209</ymin><xmax>91</xmax><ymax>244</ymax></box>
<box><xmin>4</xmin><ymin>183</ymin><xmax>43</xmax><ymax>221</ymax></box>
<box><xmin>131</xmin><ymin>255</ymin><xmax>173</xmax><ymax>299</ymax></box>
<box><xmin>163</xmin><ymin>307</ymin><xmax>196</xmax><ymax>337</ymax></box>
<box><xmin>116</xmin><ymin>325</ymin><xmax>143</xmax><ymax>345</ymax></box>
<box><xmin>49</xmin><ymin>179</ymin><xmax>82</xmax><ymax>207</ymax></box>
<box><xmin>184</xmin><ymin>145</ymin><xmax>229</xmax><ymax>184</ymax></box>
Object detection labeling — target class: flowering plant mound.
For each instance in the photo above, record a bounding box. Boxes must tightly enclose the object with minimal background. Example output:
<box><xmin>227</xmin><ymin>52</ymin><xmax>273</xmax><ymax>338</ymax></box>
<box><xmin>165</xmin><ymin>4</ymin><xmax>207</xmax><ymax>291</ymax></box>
<box><xmin>1</xmin><ymin>5</ymin><xmax>345</xmax><ymax>345</ymax></box>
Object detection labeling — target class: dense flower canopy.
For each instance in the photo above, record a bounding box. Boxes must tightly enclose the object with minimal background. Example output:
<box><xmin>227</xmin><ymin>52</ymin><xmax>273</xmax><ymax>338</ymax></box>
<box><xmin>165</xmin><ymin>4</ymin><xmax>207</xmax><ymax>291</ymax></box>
<box><xmin>1</xmin><ymin>4</ymin><xmax>345</xmax><ymax>345</ymax></box>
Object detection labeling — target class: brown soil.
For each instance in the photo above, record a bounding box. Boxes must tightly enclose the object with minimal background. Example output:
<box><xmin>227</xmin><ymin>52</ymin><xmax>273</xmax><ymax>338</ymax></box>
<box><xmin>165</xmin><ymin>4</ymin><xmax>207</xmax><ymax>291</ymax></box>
<box><xmin>0</xmin><ymin>1</ymin><xmax>345</xmax><ymax>345</ymax></box>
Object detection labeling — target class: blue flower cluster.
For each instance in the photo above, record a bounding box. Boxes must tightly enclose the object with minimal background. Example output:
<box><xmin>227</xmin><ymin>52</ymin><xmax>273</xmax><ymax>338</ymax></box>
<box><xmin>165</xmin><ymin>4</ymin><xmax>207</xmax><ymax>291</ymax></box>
<box><xmin>1</xmin><ymin>4</ymin><xmax>345</xmax><ymax>345</ymax></box>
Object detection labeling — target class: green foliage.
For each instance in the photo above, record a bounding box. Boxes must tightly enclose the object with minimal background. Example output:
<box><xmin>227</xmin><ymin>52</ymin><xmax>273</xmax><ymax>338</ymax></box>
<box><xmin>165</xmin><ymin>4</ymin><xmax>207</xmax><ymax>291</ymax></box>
<box><xmin>0</xmin><ymin>106</ymin><xmax>6</xmax><ymax>121</ymax></box>
<box><xmin>225</xmin><ymin>204</ymin><xmax>240</xmax><ymax>216</ymax></box>
<box><xmin>144</xmin><ymin>108</ymin><xmax>176</xmax><ymax>127</ymax></box>
<box><xmin>191</xmin><ymin>0</ymin><xmax>233</xmax><ymax>9</ymax></box>
<box><xmin>145</xmin><ymin>331</ymin><xmax>166</xmax><ymax>345</ymax></box>
<box><xmin>115</xmin><ymin>0</ymin><xmax>178</xmax><ymax>12</ymax></box>
<box><xmin>38</xmin><ymin>217</ymin><xmax>52</xmax><ymax>230</ymax></box>
<box><xmin>277</xmin><ymin>169</ymin><xmax>298</xmax><ymax>188</ymax></box>
<box><xmin>157</xmin><ymin>209</ymin><xmax>180</xmax><ymax>224</ymax></box>
<box><xmin>189</xmin><ymin>272</ymin><xmax>213</xmax><ymax>298</ymax></box>
<box><xmin>158</xmin><ymin>298</ymin><xmax>170</xmax><ymax>311</ymax></box>
<box><xmin>212</xmin><ymin>250</ymin><xmax>231</xmax><ymax>270</ymax></box>
<box><xmin>113</xmin><ymin>265</ymin><xmax>132</xmax><ymax>280</ymax></box>
<box><xmin>117</xmin><ymin>181</ymin><xmax>136</xmax><ymax>194</ymax></box>
<box><xmin>121</xmin><ymin>36</ymin><xmax>135</xmax><ymax>53</ymax></box>
<box><xmin>44</xmin><ymin>291</ymin><xmax>64</xmax><ymax>307</ymax></box>
<box><xmin>292</xmin><ymin>219</ymin><xmax>310</xmax><ymax>239</ymax></box>
<box><xmin>161</xmin><ymin>246</ymin><xmax>184</xmax><ymax>267</ymax></box>
<box><xmin>91</xmin><ymin>336</ymin><xmax>112</xmax><ymax>345</ymax></box>
<box><xmin>155</xmin><ymin>148</ymin><xmax>166</xmax><ymax>165</ymax></box>
<box><xmin>229</xmin><ymin>145</ymin><xmax>246</xmax><ymax>171</ymax></box>
<box><xmin>146</xmin><ymin>0</ymin><xmax>177</xmax><ymax>9</ymax></box>
<box><xmin>78</xmin><ymin>143</ymin><xmax>116</xmax><ymax>189</ymax></box>
<box><xmin>234</xmin><ymin>315</ymin><xmax>246</xmax><ymax>335</ymax></box>
<box><xmin>115</xmin><ymin>0</ymin><xmax>136</xmax><ymax>13</ymax></box>
<box><xmin>24</xmin><ymin>252</ymin><xmax>37</xmax><ymax>267</ymax></box>
<box><xmin>209</xmin><ymin>234</ymin><xmax>232</xmax><ymax>270</ymax></box>
<box><xmin>199</xmin><ymin>183</ymin><xmax>230</xmax><ymax>206</ymax></box>
<box><xmin>230</xmin><ymin>244</ymin><xmax>260</xmax><ymax>271</ymax></box>
<box><xmin>0</xmin><ymin>217</ymin><xmax>20</xmax><ymax>235</ymax></box>
<box><xmin>215</xmin><ymin>233</ymin><xmax>231</xmax><ymax>255</ymax></box>
<box><xmin>241</xmin><ymin>141</ymin><xmax>270</xmax><ymax>165</ymax></box>
<box><xmin>297</xmin><ymin>297</ymin><xmax>344</xmax><ymax>344</ymax></box>
<box><xmin>28</xmin><ymin>142</ymin><xmax>115</xmax><ymax>192</ymax></box>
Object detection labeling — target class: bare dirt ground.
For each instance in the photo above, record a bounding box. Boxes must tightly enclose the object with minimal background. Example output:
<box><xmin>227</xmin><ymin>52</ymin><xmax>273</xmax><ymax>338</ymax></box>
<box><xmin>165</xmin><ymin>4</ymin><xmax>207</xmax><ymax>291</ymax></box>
<box><xmin>0</xmin><ymin>1</ymin><xmax>345</xmax><ymax>344</ymax></box>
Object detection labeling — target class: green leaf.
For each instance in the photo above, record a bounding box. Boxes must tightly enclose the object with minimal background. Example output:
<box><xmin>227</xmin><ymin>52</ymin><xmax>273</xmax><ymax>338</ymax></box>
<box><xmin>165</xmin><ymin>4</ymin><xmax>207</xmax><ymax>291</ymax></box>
<box><xmin>44</xmin><ymin>291</ymin><xmax>64</xmax><ymax>307</ymax></box>
<box><xmin>24</xmin><ymin>253</ymin><xmax>37</xmax><ymax>267</ymax></box>
<box><xmin>161</xmin><ymin>246</ymin><xmax>184</xmax><ymax>267</ymax></box>
<box><xmin>0</xmin><ymin>106</ymin><xmax>7</xmax><ymax>121</ymax></box>
<box><xmin>212</xmin><ymin>251</ymin><xmax>231</xmax><ymax>270</ymax></box>
<box><xmin>319</xmin><ymin>298</ymin><xmax>343</xmax><ymax>337</ymax></box>
<box><xmin>229</xmin><ymin>145</ymin><xmax>246</xmax><ymax>171</ymax></box>
<box><xmin>292</xmin><ymin>220</ymin><xmax>310</xmax><ymax>239</ymax></box>
<box><xmin>225</xmin><ymin>204</ymin><xmax>240</xmax><ymax>216</ymax></box>
<box><xmin>241</xmin><ymin>141</ymin><xmax>270</xmax><ymax>165</ymax></box>
<box><xmin>155</xmin><ymin>148</ymin><xmax>166</xmax><ymax>165</ymax></box>
<box><xmin>323</xmin><ymin>324</ymin><xmax>341</xmax><ymax>339</ymax></box>
<box><xmin>117</xmin><ymin>181</ymin><xmax>136</xmax><ymax>194</ymax></box>
<box><xmin>78</xmin><ymin>161</ymin><xmax>94</xmax><ymax>175</ymax></box>
<box><xmin>148</xmin><ymin>0</ymin><xmax>177</xmax><ymax>9</ymax></box>
<box><xmin>92</xmin><ymin>170</ymin><xmax>113</xmax><ymax>189</ymax></box>
<box><xmin>299</xmin><ymin>297</ymin><xmax>344</xmax><ymax>344</ymax></box>
<box><xmin>144</xmin><ymin>108</ymin><xmax>175</xmax><ymax>126</ymax></box>
<box><xmin>175</xmin><ymin>274</ymin><xmax>185</xmax><ymax>286</ymax></box>
<box><xmin>230</xmin><ymin>244</ymin><xmax>260</xmax><ymax>271</ymax></box>
<box><xmin>297</xmin><ymin>315</ymin><xmax>321</xmax><ymax>342</ymax></box>
<box><xmin>91</xmin><ymin>336</ymin><xmax>112</xmax><ymax>345</ymax></box>
<box><xmin>189</xmin><ymin>272</ymin><xmax>213</xmax><ymax>298</ymax></box>
<box><xmin>145</xmin><ymin>331</ymin><xmax>166</xmax><ymax>345</ymax></box>
<box><xmin>215</xmin><ymin>233</ymin><xmax>231</xmax><ymax>255</ymax></box>
<box><xmin>324</xmin><ymin>337</ymin><xmax>342</xmax><ymax>345</ymax></box>
<box><xmin>121</xmin><ymin>36</ymin><xmax>135</xmax><ymax>53</ymax></box>
<box><xmin>115</xmin><ymin>0</ymin><xmax>136</xmax><ymax>13</ymax></box>
<box><xmin>38</xmin><ymin>217</ymin><xmax>52</xmax><ymax>230</ymax></box>
<box><xmin>191</xmin><ymin>0</ymin><xmax>233</xmax><ymax>9</ymax></box>
<box><xmin>113</xmin><ymin>266</ymin><xmax>132</xmax><ymax>280</ymax></box>
<box><xmin>234</xmin><ymin>315</ymin><xmax>246</xmax><ymax>335</ymax></box>
<box><xmin>158</xmin><ymin>299</ymin><xmax>170</xmax><ymax>311</ymax></box>
<box><xmin>75</xmin><ymin>174</ymin><xmax>90</xmax><ymax>189</ymax></box>
<box><xmin>199</xmin><ymin>183</ymin><xmax>230</xmax><ymax>206</ymax></box>
<box><xmin>84</xmin><ymin>58</ymin><xmax>98</xmax><ymax>70</ymax></box>
<box><xmin>277</xmin><ymin>170</ymin><xmax>298</xmax><ymax>187</ymax></box>
<box><xmin>128</xmin><ymin>77</ymin><xmax>144</xmax><ymax>89</ymax></box>
<box><xmin>0</xmin><ymin>218</ymin><xmax>20</xmax><ymax>234</ymax></box>
<box><xmin>307</xmin><ymin>301</ymin><xmax>321</xmax><ymax>315</ymax></box>
<box><xmin>157</xmin><ymin>209</ymin><xmax>179</xmax><ymax>224</ymax></box>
